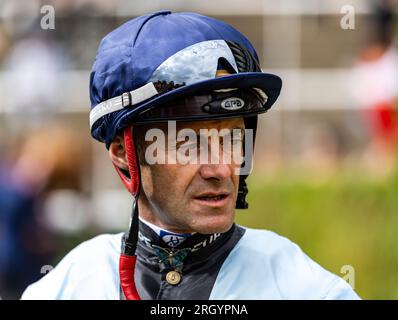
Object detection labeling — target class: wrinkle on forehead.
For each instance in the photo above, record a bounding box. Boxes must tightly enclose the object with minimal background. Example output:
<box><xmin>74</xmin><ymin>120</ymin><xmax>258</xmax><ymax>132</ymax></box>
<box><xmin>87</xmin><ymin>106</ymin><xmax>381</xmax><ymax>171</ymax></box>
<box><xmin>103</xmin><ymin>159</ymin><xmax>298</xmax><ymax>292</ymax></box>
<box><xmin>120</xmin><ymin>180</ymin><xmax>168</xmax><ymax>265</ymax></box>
<box><xmin>175</xmin><ymin>118</ymin><xmax>245</xmax><ymax>132</ymax></box>
<box><xmin>135</xmin><ymin>118</ymin><xmax>245</xmax><ymax>134</ymax></box>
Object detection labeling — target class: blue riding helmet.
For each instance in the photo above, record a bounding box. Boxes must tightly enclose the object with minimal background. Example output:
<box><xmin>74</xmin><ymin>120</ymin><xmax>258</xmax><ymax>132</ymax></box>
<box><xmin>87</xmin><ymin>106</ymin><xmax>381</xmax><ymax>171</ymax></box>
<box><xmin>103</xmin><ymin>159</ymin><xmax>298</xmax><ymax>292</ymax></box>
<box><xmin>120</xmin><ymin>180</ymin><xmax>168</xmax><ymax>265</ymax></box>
<box><xmin>89</xmin><ymin>10</ymin><xmax>282</xmax><ymax>148</ymax></box>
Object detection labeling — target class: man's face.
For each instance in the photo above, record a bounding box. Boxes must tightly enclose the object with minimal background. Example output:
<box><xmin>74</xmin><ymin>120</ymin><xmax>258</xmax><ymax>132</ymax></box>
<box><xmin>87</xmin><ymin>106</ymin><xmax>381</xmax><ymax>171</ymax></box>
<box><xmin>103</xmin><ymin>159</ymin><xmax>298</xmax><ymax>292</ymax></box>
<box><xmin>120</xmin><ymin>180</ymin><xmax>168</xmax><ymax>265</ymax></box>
<box><xmin>134</xmin><ymin>118</ymin><xmax>245</xmax><ymax>234</ymax></box>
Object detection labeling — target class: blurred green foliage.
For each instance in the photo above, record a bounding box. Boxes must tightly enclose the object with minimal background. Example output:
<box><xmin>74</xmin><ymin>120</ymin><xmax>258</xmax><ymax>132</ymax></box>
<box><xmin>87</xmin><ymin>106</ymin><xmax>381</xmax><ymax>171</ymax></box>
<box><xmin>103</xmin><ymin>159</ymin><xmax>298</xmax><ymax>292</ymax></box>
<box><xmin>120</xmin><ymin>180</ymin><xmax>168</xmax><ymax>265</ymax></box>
<box><xmin>237</xmin><ymin>166</ymin><xmax>398</xmax><ymax>299</ymax></box>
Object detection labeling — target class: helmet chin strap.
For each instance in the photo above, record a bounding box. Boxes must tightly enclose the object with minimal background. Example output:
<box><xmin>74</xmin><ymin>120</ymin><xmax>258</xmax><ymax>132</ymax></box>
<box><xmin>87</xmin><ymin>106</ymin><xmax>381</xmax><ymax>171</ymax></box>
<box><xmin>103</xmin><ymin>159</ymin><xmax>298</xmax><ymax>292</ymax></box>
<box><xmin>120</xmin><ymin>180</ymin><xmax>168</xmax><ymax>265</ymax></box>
<box><xmin>113</xmin><ymin>126</ymin><xmax>141</xmax><ymax>300</ymax></box>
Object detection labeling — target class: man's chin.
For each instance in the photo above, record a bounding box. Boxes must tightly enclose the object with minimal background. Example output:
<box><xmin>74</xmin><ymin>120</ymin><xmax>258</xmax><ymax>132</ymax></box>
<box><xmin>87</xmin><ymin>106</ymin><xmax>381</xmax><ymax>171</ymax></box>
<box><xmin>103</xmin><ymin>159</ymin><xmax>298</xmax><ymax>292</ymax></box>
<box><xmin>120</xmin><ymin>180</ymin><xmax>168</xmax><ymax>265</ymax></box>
<box><xmin>192</xmin><ymin>218</ymin><xmax>234</xmax><ymax>235</ymax></box>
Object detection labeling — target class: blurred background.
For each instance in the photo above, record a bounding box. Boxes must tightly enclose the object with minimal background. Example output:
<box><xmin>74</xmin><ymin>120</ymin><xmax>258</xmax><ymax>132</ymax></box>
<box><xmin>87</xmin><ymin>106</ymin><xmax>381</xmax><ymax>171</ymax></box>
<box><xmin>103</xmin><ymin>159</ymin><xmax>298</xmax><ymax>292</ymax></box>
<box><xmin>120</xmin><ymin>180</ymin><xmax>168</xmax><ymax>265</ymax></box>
<box><xmin>0</xmin><ymin>0</ymin><xmax>398</xmax><ymax>299</ymax></box>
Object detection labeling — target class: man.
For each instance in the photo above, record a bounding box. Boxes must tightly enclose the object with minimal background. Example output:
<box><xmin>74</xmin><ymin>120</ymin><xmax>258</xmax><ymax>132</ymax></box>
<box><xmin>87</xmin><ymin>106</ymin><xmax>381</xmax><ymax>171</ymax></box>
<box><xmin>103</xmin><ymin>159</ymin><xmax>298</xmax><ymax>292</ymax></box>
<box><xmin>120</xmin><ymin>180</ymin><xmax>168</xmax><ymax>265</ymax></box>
<box><xmin>22</xmin><ymin>11</ymin><xmax>359</xmax><ymax>300</ymax></box>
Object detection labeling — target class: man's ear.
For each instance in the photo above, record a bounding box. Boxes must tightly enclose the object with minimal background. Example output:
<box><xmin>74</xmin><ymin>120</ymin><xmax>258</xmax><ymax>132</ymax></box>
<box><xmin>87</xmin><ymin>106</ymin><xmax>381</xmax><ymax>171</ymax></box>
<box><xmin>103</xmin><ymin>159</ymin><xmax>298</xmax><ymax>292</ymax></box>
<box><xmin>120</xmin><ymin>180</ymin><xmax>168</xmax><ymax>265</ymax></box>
<box><xmin>109</xmin><ymin>135</ymin><xmax>129</xmax><ymax>171</ymax></box>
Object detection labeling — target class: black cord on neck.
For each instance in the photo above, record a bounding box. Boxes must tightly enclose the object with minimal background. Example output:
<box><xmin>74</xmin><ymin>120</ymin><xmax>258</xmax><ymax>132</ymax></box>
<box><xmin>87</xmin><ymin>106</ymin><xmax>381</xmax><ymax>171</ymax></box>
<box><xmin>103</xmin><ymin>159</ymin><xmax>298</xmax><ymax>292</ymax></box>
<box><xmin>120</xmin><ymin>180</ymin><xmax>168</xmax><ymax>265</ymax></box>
<box><xmin>124</xmin><ymin>201</ymin><xmax>139</xmax><ymax>256</ymax></box>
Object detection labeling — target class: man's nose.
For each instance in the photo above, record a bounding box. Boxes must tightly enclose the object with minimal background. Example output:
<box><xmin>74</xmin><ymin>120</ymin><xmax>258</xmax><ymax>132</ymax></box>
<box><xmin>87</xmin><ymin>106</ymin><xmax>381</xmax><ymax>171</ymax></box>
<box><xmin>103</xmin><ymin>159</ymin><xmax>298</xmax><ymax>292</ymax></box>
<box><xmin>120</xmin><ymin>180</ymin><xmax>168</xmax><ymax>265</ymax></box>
<box><xmin>199</xmin><ymin>163</ymin><xmax>232</xmax><ymax>181</ymax></box>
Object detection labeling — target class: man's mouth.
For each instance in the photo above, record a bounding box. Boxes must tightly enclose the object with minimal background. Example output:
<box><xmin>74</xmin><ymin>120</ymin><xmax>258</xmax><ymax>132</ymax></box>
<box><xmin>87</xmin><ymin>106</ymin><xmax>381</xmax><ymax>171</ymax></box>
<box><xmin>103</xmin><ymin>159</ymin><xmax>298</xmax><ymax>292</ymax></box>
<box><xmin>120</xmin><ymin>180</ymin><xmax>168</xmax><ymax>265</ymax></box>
<box><xmin>196</xmin><ymin>194</ymin><xmax>228</xmax><ymax>201</ymax></box>
<box><xmin>193</xmin><ymin>192</ymin><xmax>230</xmax><ymax>206</ymax></box>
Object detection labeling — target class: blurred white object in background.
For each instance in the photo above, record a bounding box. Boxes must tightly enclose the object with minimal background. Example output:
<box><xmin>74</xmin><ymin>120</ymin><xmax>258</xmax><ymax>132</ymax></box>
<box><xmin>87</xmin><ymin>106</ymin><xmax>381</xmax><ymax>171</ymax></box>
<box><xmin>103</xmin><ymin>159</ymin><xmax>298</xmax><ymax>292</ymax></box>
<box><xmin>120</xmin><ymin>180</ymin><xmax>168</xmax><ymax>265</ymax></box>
<box><xmin>91</xmin><ymin>189</ymin><xmax>131</xmax><ymax>231</ymax></box>
<box><xmin>350</xmin><ymin>47</ymin><xmax>398</xmax><ymax>109</ymax></box>
<box><xmin>43</xmin><ymin>190</ymin><xmax>90</xmax><ymax>234</ymax></box>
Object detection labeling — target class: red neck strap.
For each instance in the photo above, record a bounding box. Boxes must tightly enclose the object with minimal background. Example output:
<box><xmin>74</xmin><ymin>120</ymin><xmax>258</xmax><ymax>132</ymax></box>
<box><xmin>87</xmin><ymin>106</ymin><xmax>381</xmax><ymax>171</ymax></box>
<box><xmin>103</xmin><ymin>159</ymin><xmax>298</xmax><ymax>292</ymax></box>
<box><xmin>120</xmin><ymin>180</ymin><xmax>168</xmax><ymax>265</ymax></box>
<box><xmin>113</xmin><ymin>126</ymin><xmax>141</xmax><ymax>300</ymax></box>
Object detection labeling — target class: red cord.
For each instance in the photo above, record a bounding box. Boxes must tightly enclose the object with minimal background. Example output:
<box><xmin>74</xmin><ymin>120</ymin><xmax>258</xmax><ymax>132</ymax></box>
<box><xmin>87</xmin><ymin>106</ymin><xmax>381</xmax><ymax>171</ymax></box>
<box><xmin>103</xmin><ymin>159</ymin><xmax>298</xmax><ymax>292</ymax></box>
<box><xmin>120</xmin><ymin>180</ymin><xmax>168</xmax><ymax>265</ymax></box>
<box><xmin>119</xmin><ymin>255</ymin><xmax>140</xmax><ymax>300</ymax></box>
<box><xmin>112</xmin><ymin>127</ymin><xmax>140</xmax><ymax>196</ymax></box>
<box><xmin>113</xmin><ymin>126</ymin><xmax>141</xmax><ymax>300</ymax></box>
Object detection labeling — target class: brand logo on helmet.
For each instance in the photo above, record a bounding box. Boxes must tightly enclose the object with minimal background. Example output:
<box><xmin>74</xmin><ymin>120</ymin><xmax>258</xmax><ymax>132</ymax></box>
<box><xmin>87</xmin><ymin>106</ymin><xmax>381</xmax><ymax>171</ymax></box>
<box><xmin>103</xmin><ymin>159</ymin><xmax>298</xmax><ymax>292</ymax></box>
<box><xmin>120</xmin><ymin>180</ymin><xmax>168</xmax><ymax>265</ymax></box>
<box><xmin>221</xmin><ymin>97</ymin><xmax>244</xmax><ymax>111</ymax></box>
